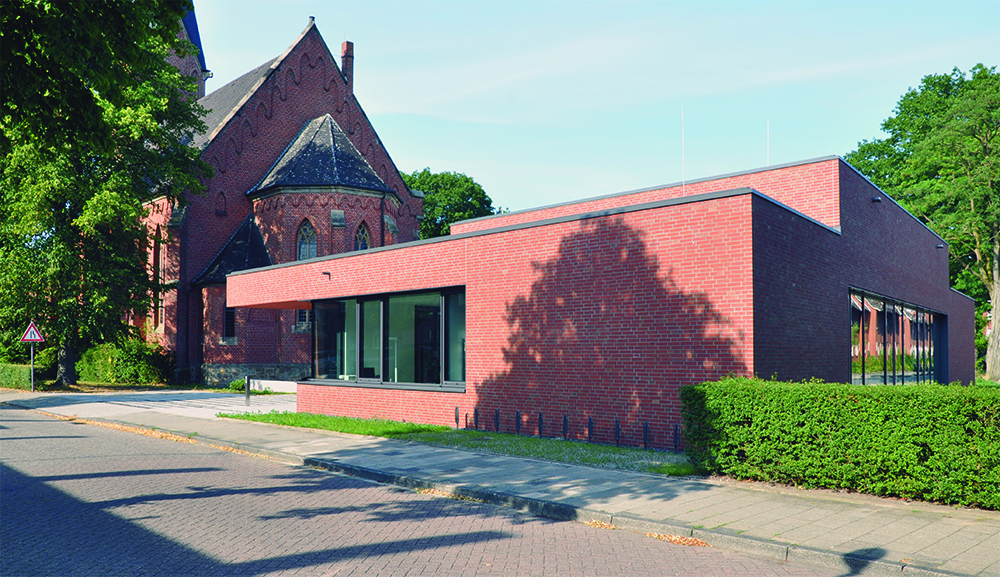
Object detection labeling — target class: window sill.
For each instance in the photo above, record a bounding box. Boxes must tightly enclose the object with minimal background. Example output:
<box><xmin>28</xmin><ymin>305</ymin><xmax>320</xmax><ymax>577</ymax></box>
<box><xmin>300</xmin><ymin>378</ymin><xmax>465</xmax><ymax>394</ymax></box>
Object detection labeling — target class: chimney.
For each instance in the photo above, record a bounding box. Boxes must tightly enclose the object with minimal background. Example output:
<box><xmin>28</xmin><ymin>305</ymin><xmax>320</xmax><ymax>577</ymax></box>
<box><xmin>342</xmin><ymin>41</ymin><xmax>354</xmax><ymax>93</ymax></box>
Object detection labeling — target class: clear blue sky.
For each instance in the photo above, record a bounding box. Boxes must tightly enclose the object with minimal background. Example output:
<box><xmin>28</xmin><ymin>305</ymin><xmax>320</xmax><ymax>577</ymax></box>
<box><xmin>195</xmin><ymin>0</ymin><xmax>999</xmax><ymax>212</ymax></box>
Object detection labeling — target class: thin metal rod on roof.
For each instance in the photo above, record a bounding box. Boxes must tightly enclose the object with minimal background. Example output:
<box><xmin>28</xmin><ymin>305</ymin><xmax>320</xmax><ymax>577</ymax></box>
<box><xmin>767</xmin><ymin>119</ymin><xmax>770</xmax><ymax>167</ymax></box>
<box><xmin>681</xmin><ymin>105</ymin><xmax>685</xmax><ymax>193</ymax></box>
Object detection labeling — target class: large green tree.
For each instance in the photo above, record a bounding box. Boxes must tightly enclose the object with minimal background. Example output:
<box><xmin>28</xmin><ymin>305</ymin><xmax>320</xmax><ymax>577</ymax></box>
<box><xmin>845</xmin><ymin>64</ymin><xmax>999</xmax><ymax>380</ymax></box>
<box><xmin>1</xmin><ymin>0</ymin><xmax>195</xmax><ymax>157</ymax></box>
<box><xmin>0</xmin><ymin>1</ymin><xmax>210</xmax><ymax>384</ymax></box>
<box><xmin>401</xmin><ymin>168</ymin><xmax>502</xmax><ymax>239</ymax></box>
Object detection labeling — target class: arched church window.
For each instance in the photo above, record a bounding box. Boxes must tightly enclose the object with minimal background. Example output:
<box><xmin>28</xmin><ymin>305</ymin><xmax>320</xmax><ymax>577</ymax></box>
<box><xmin>354</xmin><ymin>222</ymin><xmax>370</xmax><ymax>251</ymax></box>
<box><xmin>297</xmin><ymin>220</ymin><xmax>317</xmax><ymax>260</ymax></box>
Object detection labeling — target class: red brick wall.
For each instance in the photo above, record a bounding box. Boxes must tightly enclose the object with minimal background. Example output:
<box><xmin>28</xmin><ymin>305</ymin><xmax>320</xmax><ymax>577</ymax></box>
<box><xmin>452</xmin><ymin>158</ymin><xmax>840</xmax><ymax>235</ymax></box>
<box><xmin>231</xmin><ymin>195</ymin><xmax>756</xmax><ymax>448</ymax></box>
<box><xmin>148</xmin><ymin>22</ymin><xmax>422</xmax><ymax>376</ymax></box>
<box><xmin>228</xmin><ymin>159</ymin><xmax>976</xmax><ymax>446</ymax></box>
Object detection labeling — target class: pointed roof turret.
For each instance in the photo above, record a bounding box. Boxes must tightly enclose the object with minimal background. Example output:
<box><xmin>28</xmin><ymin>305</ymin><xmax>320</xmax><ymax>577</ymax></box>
<box><xmin>248</xmin><ymin>114</ymin><xmax>394</xmax><ymax>196</ymax></box>
<box><xmin>193</xmin><ymin>216</ymin><xmax>272</xmax><ymax>285</ymax></box>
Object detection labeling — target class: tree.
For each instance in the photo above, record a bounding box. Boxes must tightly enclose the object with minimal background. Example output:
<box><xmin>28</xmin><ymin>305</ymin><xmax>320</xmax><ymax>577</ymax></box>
<box><xmin>845</xmin><ymin>65</ymin><xmax>1000</xmax><ymax>380</ymax></box>
<box><xmin>0</xmin><ymin>3</ymin><xmax>211</xmax><ymax>385</ymax></box>
<box><xmin>1</xmin><ymin>0</ymin><xmax>194</xmax><ymax>158</ymax></box>
<box><xmin>401</xmin><ymin>168</ymin><xmax>502</xmax><ymax>239</ymax></box>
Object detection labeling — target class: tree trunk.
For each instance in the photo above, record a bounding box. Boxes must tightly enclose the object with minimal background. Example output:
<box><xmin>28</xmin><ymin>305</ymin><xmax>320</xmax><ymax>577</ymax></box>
<box><xmin>56</xmin><ymin>340</ymin><xmax>77</xmax><ymax>386</ymax></box>
<box><xmin>987</xmin><ymin>247</ymin><xmax>1000</xmax><ymax>382</ymax></box>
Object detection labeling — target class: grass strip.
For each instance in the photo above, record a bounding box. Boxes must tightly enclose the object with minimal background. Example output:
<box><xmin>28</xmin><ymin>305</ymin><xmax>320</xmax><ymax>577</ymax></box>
<box><xmin>218</xmin><ymin>410</ymin><xmax>695</xmax><ymax>476</ymax></box>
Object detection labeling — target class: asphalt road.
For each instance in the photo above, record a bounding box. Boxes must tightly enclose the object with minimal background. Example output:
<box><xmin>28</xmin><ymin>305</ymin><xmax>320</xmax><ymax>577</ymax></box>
<box><xmin>0</xmin><ymin>405</ymin><xmax>838</xmax><ymax>576</ymax></box>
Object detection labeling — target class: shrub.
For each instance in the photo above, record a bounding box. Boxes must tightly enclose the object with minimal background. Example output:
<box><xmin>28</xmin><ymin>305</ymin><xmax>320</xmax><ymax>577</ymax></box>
<box><xmin>229</xmin><ymin>379</ymin><xmax>245</xmax><ymax>393</ymax></box>
<box><xmin>77</xmin><ymin>339</ymin><xmax>176</xmax><ymax>385</ymax></box>
<box><xmin>681</xmin><ymin>377</ymin><xmax>1000</xmax><ymax>510</ymax></box>
<box><xmin>0</xmin><ymin>364</ymin><xmax>34</xmax><ymax>390</ymax></box>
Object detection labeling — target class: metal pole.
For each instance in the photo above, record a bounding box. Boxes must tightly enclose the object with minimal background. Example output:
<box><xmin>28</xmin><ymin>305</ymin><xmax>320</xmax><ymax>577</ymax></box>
<box><xmin>30</xmin><ymin>343</ymin><xmax>35</xmax><ymax>393</ymax></box>
<box><xmin>245</xmin><ymin>375</ymin><xmax>250</xmax><ymax>406</ymax></box>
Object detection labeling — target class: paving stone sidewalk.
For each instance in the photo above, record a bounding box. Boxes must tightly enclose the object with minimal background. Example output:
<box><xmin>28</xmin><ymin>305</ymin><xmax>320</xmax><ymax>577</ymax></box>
<box><xmin>2</xmin><ymin>389</ymin><xmax>997</xmax><ymax>577</ymax></box>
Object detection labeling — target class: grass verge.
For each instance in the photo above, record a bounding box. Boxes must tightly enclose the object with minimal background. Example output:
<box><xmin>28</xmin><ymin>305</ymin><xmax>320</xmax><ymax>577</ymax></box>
<box><xmin>218</xmin><ymin>410</ymin><xmax>696</xmax><ymax>476</ymax></box>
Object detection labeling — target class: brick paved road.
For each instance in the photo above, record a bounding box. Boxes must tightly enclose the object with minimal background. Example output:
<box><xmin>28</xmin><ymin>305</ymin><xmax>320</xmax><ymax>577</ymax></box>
<box><xmin>1</xmin><ymin>405</ymin><xmax>838</xmax><ymax>577</ymax></box>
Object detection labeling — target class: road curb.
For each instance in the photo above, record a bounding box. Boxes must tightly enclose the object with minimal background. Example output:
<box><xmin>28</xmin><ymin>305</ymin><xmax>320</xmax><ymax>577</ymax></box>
<box><xmin>7</xmin><ymin>403</ymin><xmax>975</xmax><ymax>577</ymax></box>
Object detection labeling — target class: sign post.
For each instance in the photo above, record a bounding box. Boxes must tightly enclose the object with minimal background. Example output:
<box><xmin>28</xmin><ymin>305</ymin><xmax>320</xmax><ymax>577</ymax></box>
<box><xmin>20</xmin><ymin>321</ymin><xmax>45</xmax><ymax>392</ymax></box>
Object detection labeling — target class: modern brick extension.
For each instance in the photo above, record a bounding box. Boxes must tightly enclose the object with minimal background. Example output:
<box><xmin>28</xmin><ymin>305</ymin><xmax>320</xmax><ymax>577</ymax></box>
<box><xmin>227</xmin><ymin>156</ymin><xmax>976</xmax><ymax>449</ymax></box>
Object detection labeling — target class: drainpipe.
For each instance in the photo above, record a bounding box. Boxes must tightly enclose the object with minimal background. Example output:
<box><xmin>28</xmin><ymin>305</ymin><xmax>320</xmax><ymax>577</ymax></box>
<box><xmin>380</xmin><ymin>193</ymin><xmax>385</xmax><ymax>246</ymax></box>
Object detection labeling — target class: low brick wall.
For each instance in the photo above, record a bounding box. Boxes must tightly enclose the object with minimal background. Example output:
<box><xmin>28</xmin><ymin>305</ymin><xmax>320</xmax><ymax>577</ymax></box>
<box><xmin>199</xmin><ymin>363</ymin><xmax>309</xmax><ymax>388</ymax></box>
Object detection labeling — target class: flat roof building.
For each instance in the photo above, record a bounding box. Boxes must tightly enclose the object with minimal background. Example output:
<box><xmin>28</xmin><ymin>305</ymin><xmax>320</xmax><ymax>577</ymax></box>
<box><xmin>227</xmin><ymin>155</ymin><xmax>975</xmax><ymax>449</ymax></box>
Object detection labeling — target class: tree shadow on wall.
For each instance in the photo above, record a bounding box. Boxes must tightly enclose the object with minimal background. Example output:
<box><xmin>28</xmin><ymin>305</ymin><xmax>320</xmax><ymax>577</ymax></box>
<box><xmin>475</xmin><ymin>217</ymin><xmax>747</xmax><ymax>449</ymax></box>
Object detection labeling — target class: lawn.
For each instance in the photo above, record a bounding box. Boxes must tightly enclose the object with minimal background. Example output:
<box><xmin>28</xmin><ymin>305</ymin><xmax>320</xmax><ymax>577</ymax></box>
<box><xmin>218</xmin><ymin>410</ymin><xmax>696</xmax><ymax>476</ymax></box>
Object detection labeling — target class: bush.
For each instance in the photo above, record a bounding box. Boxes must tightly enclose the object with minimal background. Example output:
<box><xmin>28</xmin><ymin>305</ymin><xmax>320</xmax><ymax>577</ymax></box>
<box><xmin>681</xmin><ymin>377</ymin><xmax>1000</xmax><ymax>510</ymax></box>
<box><xmin>228</xmin><ymin>379</ymin><xmax>245</xmax><ymax>393</ymax></box>
<box><xmin>0</xmin><ymin>364</ymin><xmax>35</xmax><ymax>390</ymax></box>
<box><xmin>77</xmin><ymin>339</ymin><xmax>176</xmax><ymax>385</ymax></box>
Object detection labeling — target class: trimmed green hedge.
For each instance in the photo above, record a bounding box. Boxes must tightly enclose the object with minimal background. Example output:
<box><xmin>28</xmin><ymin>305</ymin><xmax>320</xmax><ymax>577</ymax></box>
<box><xmin>0</xmin><ymin>364</ymin><xmax>37</xmax><ymax>390</ymax></box>
<box><xmin>681</xmin><ymin>377</ymin><xmax>1000</xmax><ymax>510</ymax></box>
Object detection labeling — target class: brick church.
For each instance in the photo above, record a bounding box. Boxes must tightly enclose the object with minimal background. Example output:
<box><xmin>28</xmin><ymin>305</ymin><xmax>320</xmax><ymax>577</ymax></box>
<box><xmin>145</xmin><ymin>11</ymin><xmax>423</xmax><ymax>385</ymax></box>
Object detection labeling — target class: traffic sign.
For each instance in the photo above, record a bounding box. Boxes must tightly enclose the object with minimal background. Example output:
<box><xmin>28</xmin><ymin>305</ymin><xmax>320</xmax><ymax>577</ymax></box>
<box><xmin>20</xmin><ymin>321</ymin><xmax>44</xmax><ymax>343</ymax></box>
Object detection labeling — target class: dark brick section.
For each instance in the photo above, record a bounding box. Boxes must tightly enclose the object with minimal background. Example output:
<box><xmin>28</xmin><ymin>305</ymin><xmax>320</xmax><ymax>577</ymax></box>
<box><xmin>1</xmin><ymin>406</ymin><xmax>835</xmax><ymax>577</ymax></box>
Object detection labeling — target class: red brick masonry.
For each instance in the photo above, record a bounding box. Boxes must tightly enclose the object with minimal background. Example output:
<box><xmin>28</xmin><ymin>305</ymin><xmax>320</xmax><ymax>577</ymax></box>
<box><xmin>228</xmin><ymin>157</ymin><xmax>975</xmax><ymax>448</ymax></box>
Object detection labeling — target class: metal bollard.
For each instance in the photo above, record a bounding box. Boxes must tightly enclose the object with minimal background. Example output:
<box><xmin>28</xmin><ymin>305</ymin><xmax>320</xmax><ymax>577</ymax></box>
<box><xmin>245</xmin><ymin>375</ymin><xmax>250</xmax><ymax>406</ymax></box>
<box><xmin>515</xmin><ymin>410</ymin><xmax>521</xmax><ymax>435</ymax></box>
<box><xmin>474</xmin><ymin>407</ymin><xmax>479</xmax><ymax>430</ymax></box>
<box><xmin>494</xmin><ymin>409</ymin><xmax>500</xmax><ymax>432</ymax></box>
<box><xmin>614</xmin><ymin>418</ymin><xmax>621</xmax><ymax>446</ymax></box>
<box><xmin>587</xmin><ymin>417</ymin><xmax>593</xmax><ymax>442</ymax></box>
<box><xmin>538</xmin><ymin>412</ymin><xmax>544</xmax><ymax>438</ymax></box>
<box><xmin>562</xmin><ymin>415</ymin><xmax>568</xmax><ymax>440</ymax></box>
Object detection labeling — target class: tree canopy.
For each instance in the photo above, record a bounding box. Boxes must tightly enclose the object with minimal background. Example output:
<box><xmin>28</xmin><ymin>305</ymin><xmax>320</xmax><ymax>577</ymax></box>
<box><xmin>1</xmin><ymin>0</ymin><xmax>195</xmax><ymax>157</ymax></box>
<box><xmin>845</xmin><ymin>64</ymin><xmax>1000</xmax><ymax>379</ymax></box>
<box><xmin>401</xmin><ymin>168</ymin><xmax>502</xmax><ymax>239</ymax></box>
<box><xmin>0</xmin><ymin>1</ymin><xmax>211</xmax><ymax>384</ymax></box>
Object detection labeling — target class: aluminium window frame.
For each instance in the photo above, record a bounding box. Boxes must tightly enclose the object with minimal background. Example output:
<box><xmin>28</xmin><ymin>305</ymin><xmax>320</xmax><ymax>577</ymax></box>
<box><xmin>305</xmin><ymin>287</ymin><xmax>466</xmax><ymax>393</ymax></box>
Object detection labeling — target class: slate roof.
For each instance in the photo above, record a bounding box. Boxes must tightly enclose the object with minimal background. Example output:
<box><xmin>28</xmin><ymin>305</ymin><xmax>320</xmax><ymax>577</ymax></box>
<box><xmin>193</xmin><ymin>216</ymin><xmax>272</xmax><ymax>285</ymax></box>
<box><xmin>193</xmin><ymin>57</ymin><xmax>277</xmax><ymax>150</ymax></box>
<box><xmin>249</xmin><ymin>114</ymin><xmax>394</xmax><ymax>196</ymax></box>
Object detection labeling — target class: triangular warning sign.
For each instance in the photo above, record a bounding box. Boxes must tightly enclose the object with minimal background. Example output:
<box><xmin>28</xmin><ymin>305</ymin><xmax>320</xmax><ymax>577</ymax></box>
<box><xmin>20</xmin><ymin>321</ymin><xmax>45</xmax><ymax>343</ymax></box>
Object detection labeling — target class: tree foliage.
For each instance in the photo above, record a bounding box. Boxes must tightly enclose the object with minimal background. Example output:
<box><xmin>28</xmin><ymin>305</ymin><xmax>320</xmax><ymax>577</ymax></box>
<box><xmin>845</xmin><ymin>64</ymin><xmax>1000</xmax><ymax>379</ymax></box>
<box><xmin>0</xmin><ymin>1</ymin><xmax>211</xmax><ymax>384</ymax></box>
<box><xmin>401</xmin><ymin>168</ymin><xmax>501</xmax><ymax>239</ymax></box>
<box><xmin>1</xmin><ymin>0</ymin><xmax>195</xmax><ymax>157</ymax></box>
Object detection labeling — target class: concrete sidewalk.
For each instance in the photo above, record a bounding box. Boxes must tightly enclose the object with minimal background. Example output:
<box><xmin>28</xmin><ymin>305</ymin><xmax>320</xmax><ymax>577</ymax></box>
<box><xmin>2</xmin><ymin>389</ymin><xmax>997</xmax><ymax>577</ymax></box>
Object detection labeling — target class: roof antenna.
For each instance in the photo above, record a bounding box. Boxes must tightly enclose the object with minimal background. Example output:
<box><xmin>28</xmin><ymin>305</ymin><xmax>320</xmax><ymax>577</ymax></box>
<box><xmin>767</xmin><ymin>119</ymin><xmax>770</xmax><ymax>167</ymax></box>
<box><xmin>681</xmin><ymin>105</ymin><xmax>685</xmax><ymax>193</ymax></box>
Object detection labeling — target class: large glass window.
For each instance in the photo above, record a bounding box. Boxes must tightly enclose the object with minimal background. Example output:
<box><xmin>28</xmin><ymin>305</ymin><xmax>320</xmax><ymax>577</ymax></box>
<box><xmin>311</xmin><ymin>289</ymin><xmax>465</xmax><ymax>391</ymax></box>
<box><xmin>446</xmin><ymin>293</ymin><xmax>466</xmax><ymax>382</ymax></box>
<box><xmin>849</xmin><ymin>289</ymin><xmax>940</xmax><ymax>386</ymax></box>
<box><xmin>314</xmin><ymin>299</ymin><xmax>356</xmax><ymax>380</ymax></box>
<box><xmin>387</xmin><ymin>293</ymin><xmax>440</xmax><ymax>384</ymax></box>
<box><xmin>360</xmin><ymin>300</ymin><xmax>382</xmax><ymax>380</ymax></box>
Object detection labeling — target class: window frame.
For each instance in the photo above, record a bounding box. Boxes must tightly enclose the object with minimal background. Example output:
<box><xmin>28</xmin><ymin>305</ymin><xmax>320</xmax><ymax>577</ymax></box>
<box><xmin>849</xmin><ymin>288</ymin><xmax>941</xmax><ymax>386</ymax></box>
<box><xmin>308</xmin><ymin>287</ymin><xmax>466</xmax><ymax>393</ymax></box>
<box><xmin>297</xmin><ymin>219</ymin><xmax>317</xmax><ymax>261</ymax></box>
